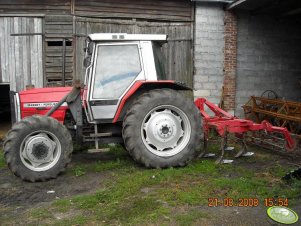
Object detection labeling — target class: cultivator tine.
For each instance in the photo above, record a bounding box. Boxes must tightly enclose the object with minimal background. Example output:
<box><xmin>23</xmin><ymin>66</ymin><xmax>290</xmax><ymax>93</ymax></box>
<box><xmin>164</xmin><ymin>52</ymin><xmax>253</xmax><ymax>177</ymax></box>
<box><xmin>199</xmin><ymin>136</ymin><xmax>217</xmax><ymax>158</ymax></box>
<box><xmin>233</xmin><ymin>133</ymin><xmax>255</xmax><ymax>158</ymax></box>
<box><xmin>223</xmin><ymin>134</ymin><xmax>235</xmax><ymax>151</ymax></box>
<box><xmin>242</xmin><ymin>152</ymin><xmax>254</xmax><ymax>157</ymax></box>
<box><xmin>198</xmin><ymin>136</ymin><xmax>208</xmax><ymax>158</ymax></box>
<box><xmin>215</xmin><ymin>135</ymin><xmax>233</xmax><ymax>164</ymax></box>
<box><xmin>224</xmin><ymin>146</ymin><xmax>235</xmax><ymax>151</ymax></box>
<box><xmin>235</xmin><ymin>134</ymin><xmax>248</xmax><ymax>158</ymax></box>
<box><xmin>222</xmin><ymin>159</ymin><xmax>234</xmax><ymax>164</ymax></box>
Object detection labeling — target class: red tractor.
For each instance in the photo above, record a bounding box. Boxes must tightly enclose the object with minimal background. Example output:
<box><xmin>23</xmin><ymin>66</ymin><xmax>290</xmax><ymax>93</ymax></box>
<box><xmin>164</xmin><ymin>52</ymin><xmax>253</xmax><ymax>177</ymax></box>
<box><xmin>4</xmin><ymin>33</ymin><xmax>203</xmax><ymax>182</ymax></box>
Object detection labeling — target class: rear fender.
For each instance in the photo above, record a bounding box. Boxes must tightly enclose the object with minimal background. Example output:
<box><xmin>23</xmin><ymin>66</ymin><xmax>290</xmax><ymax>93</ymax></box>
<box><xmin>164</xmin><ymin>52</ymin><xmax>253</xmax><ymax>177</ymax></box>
<box><xmin>113</xmin><ymin>80</ymin><xmax>192</xmax><ymax>123</ymax></box>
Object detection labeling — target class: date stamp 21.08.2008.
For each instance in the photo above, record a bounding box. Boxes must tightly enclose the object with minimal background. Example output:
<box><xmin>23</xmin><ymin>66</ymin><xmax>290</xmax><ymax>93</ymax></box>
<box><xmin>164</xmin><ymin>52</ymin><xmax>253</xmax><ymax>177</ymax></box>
<box><xmin>208</xmin><ymin>197</ymin><xmax>289</xmax><ymax>207</ymax></box>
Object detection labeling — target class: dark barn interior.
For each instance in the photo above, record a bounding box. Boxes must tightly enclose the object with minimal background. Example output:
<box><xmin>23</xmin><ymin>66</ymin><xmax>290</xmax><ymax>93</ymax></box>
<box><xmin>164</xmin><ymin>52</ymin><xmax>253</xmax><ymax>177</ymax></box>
<box><xmin>228</xmin><ymin>0</ymin><xmax>301</xmax><ymax>117</ymax></box>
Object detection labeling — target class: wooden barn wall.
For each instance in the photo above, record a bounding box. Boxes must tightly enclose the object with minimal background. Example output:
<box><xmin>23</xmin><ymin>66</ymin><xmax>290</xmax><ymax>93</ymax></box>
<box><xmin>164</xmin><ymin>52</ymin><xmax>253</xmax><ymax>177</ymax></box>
<box><xmin>0</xmin><ymin>17</ymin><xmax>43</xmax><ymax>91</ymax></box>
<box><xmin>0</xmin><ymin>0</ymin><xmax>70</xmax><ymax>15</ymax></box>
<box><xmin>74</xmin><ymin>0</ymin><xmax>193</xmax><ymax>22</ymax></box>
<box><xmin>75</xmin><ymin>18</ymin><xmax>193</xmax><ymax>87</ymax></box>
<box><xmin>44</xmin><ymin>15</ymin><xmax>73</xmax><ymax>86</ymax></box>
<box><xmin>0</xmin><ymin>0</ymin><xmax>194</xmax><ymax>88</ymax></box>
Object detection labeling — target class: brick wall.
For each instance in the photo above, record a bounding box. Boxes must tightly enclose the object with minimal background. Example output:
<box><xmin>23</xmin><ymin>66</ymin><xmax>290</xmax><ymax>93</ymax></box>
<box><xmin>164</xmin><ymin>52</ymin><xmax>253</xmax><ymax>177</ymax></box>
<box><xmin>235</xmin><ymin>12</ymin><xmax>301</xmax><ymax>117</ymax></box>
<box><xmin>223</xmin><ymin>11</ymin><xmax>237</xmax><ymax>113</ymax></box>
<box><xmin>193</xmin><ymin>3</ymin><xmax>225</xmax><ymax>104</ymax></box>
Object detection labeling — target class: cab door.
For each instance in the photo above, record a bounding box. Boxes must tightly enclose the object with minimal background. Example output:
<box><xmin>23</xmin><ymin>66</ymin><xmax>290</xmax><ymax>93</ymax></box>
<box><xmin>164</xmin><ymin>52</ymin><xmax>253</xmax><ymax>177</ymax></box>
<box><xmin>86</xmin><ymin>42</ymin><xmax>144</xmax><ymax>122</ymax></box>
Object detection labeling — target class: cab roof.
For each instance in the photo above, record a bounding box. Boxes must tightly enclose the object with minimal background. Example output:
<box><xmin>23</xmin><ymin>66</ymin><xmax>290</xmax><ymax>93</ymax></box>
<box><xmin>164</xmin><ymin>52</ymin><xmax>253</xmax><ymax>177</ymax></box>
<box><xmin>88</xmin><ymin>33</ymin><xmax>167</xmax><ymax>42</ymax></box>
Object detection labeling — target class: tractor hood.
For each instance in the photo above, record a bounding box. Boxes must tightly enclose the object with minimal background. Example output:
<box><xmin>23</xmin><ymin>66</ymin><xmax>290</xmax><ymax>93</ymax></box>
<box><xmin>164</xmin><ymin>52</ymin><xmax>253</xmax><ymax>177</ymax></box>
<box><xmin>16</xmin><ymin>87</ymin><xmax>73</xmax><ymax>123</ymax></box>
<box><xmin>19</xmin><ymin>87</ymin><xmax>72</xmax><ymax>103</ymax></box>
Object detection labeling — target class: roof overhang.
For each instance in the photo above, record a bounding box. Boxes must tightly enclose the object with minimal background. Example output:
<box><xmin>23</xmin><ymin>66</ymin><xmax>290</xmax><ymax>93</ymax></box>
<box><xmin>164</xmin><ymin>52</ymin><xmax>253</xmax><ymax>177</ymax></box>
<box><xmin>227</xmin><ymin>0</ymin><xmax>301</xmax><ymax>18</ymax></box>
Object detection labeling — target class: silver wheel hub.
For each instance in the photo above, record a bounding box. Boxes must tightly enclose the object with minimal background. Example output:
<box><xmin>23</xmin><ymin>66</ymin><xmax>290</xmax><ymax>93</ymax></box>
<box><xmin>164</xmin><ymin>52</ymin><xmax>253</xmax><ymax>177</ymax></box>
<box><xmin>141</xmin><ymin>105</ymin><xmax>191</xmax><ymax>157</ymax></box>
<box><xmin>20</xmin><ymin>131</ymin><xmax>61</xmax><ymax>172</ymax></box>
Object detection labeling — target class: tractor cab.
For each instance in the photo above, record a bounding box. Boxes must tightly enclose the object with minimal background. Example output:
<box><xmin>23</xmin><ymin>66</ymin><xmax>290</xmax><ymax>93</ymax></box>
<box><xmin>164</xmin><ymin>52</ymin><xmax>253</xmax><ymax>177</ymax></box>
<box><xmin>82</xmin><ymin>33</ymin><xmax>168</xmax><ymax>122</ymax></box>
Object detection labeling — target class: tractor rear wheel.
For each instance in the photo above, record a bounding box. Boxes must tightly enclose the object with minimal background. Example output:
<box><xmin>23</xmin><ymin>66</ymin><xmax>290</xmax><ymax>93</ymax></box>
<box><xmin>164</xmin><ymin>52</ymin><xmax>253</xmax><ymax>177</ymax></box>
<box><xmin>3</xmin><ymin>115</ymin><xmax>73</xmax><ymax>182</ymax></box>
<box><xmin>122</xmin><ymin>89</ymin><xmax>203</xmax><ymax>168</ymax></box>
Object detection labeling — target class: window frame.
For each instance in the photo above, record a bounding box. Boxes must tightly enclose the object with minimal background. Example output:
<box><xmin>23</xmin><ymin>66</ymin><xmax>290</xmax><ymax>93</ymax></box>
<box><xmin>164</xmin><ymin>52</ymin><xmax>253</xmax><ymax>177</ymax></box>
<box><xmin>89</xmin><ymin>41</ymin><xmax>144</xmax><ymax>101</ymax></box>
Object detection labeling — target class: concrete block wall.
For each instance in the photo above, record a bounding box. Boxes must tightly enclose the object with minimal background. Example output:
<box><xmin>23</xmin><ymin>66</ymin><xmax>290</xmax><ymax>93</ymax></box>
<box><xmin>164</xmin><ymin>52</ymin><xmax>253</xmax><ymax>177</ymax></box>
<box><xmin>235</xmin><ymin>13</ymin><xmax>301</xmax><ymax>117</ymax></box>
<box><xmin>194</xmin><ymin>3</ymin><xmax>225</xmax><ymax>105</ymax></box>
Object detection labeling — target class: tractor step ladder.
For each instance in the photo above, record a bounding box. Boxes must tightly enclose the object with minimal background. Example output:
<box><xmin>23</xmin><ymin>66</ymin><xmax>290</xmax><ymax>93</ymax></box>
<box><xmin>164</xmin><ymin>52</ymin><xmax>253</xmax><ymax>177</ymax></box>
<box><xmin>87</xmin><ymin>125</ymin><xmax>111</xmax><ymax>153</ymax></box>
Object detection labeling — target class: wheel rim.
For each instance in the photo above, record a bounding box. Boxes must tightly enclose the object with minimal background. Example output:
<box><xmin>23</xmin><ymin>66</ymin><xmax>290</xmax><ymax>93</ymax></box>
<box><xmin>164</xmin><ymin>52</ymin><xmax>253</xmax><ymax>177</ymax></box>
<box><xmin>20</xmin><ymin>130</ymin><xmax>62</xmax><ymax>172</ymax></box>
<box><xmin>141</xmin><ymin>105</ymin><xmax>191</xmax><ymax>157</ymax></box>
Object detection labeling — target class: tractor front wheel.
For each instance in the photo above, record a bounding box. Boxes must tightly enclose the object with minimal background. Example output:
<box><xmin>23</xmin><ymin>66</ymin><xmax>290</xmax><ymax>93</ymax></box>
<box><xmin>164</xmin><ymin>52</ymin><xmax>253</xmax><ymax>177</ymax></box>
<box><xmin>3</xmin><ymin>115</ymin><xmax>73</xmax><ymax>182</ymax></box>
<box><xmin>122</xmin><ymin>89</ymin><xmax>203</xmax><ymax>168</ymax></box>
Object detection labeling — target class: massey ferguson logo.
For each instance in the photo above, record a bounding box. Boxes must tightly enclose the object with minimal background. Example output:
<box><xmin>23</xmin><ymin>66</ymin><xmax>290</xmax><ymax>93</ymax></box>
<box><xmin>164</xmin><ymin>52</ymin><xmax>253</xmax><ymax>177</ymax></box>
<box><xmin>24</xmin><ymin>102</ymin><xmax>58</xmax><ymax>108</ymax></box>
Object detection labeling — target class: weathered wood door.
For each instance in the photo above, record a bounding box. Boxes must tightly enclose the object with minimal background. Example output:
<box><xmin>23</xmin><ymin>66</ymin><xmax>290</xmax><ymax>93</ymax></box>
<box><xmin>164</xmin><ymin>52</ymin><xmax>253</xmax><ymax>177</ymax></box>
<box><xmin>0</xmin><ymin>16</ymin><xmax>43</xmax><ymax>91</ymax></box>
<box><xmin>74</xmin><ymin>18</ymin><xmax>193</xmax><ymax>87</ymax></box>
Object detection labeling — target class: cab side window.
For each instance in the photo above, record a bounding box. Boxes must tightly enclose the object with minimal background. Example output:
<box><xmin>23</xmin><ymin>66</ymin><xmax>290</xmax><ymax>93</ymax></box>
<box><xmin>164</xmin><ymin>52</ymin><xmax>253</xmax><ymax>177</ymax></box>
<box><xmin>93</xmin><ymin>44</ymin><xmax>141</xmax><ymax>99</ymax></box>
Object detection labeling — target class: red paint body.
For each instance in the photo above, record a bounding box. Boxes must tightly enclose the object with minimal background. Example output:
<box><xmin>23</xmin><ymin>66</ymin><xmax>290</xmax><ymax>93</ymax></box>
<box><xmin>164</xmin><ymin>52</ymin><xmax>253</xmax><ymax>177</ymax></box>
<box><xmin>112</xmin><ymin>80</ymin><xmax>175</xmax><ymax>123</ymax></box>
<box><xmin>18</xmin><ymin>80</ymin><xmax>175</xmax><ymax>124</ymax></box>
<box><xmin>19</xmin><ymin>87</ymin><xmax>72</xmax><ymax>123</ymax></box>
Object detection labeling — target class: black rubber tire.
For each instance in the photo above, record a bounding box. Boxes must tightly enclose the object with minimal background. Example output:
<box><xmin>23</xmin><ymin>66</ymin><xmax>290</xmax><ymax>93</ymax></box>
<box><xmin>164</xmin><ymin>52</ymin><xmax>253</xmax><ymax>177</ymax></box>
<box><xmin>122</xmin><ymin>88</ymin><xmax>203</xmax><ymax>168</ymax></box>
<box><xmin>3</xmin><ymin>115</ymin><xmax>73</xmax><ymax>182</ymax></box>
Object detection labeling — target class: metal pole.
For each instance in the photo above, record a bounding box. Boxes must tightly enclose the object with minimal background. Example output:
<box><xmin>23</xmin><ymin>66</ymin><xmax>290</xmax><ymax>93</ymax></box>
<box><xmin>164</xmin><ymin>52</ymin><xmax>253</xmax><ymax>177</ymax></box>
<box><xmin>62</xmin><ymin>38</ymin><xmax>66</xmax><ymax>87</ymax></box>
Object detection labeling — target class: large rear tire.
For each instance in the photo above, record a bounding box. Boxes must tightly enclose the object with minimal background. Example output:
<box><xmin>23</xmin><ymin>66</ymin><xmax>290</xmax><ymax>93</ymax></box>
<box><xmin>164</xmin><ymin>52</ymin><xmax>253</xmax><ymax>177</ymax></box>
<box><xmin>3</xmin><ymin>115</ymin><xmax>73</xmax><ymax>182</ymax></box>
<box><xmin>122</xmin><ymin>89</ymin><xmax>203</xmax><ymax>168</ymax></box>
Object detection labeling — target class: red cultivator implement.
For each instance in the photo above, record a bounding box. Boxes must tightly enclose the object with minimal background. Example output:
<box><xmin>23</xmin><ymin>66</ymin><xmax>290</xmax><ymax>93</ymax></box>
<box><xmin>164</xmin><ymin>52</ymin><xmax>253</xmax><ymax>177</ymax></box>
<box><xmin>194</xmin><ymin>98</ymin><xmax>298</xmax><ymax>163</ymax></box>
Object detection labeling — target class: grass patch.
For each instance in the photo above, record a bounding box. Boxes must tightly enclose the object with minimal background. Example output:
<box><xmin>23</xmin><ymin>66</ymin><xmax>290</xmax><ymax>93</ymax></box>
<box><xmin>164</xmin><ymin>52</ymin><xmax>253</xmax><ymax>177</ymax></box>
<box><xmin>176</xmin><ymin>209</ymin><xmax>210</xmax><ymax>226</ymax></box>
<box><xmin>30</xmin><ymin>208</ymin><xmax>54</xmax><ymax>219</ymax></box>
<box><xmin>73</xmin><ymin>166</ymin><xmax>86</xmax><ymax>177</ymax></box>
<box><xmin>0</xmin><ymin>150</ymin><xmax>6</xmax><ymax>169</ymax></box>
<box><xmin>20</xmin><ymin>143</ymin><xmax>301</xmax><ymax>225</ymax></box>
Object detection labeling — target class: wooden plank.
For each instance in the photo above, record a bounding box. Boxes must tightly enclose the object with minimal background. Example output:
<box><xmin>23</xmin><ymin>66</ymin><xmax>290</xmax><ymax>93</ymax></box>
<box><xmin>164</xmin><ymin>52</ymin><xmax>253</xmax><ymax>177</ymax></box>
<box><xmin>0</xmin><ymin>0</ymin><xmax>69</xmax><ymax>5</ymax></box>
<box><xmin>74</xmin><ymin>0</ymin><xmax>193</xmax><ymax>22</ymax></box>
<box><xmin>74</xmin><ymin>1</ymin><xmax>191</xmax><ymax>13</ymax></box>
<box><xmin>74</xmin><ymin>6</ymin><xmax>191</xmax><ymax>17</ymax></box>
<box><xmin>75</xmin><ymin>0</ymin><xmax>191</xmax><ymax>10</ymax></box>
<box><xmin>46</xmin><ymin>52</ymin><xmax>73</xmax><ymax>57</ymax></box>
<box><xmin>0</xmin><ymin>18</ymin><xmax>5</xmax><ymax>83</ymax></box>
<box><xmin>45</xmin><ymin>21</ymin><xmax>73</xmax><ymax>25</ymax></box>
<box><xmin>75</xmin><ymin>11</ymin><xmax>190</xmax><ymax>22</ymax></box>
<box><xmin>46</xmin><ymin>62</ymin><xmax>73</xmax><ymax>68</ymax></box>
<box><xmin>36</xmin><ymin>18</ymin><xmax>44</xmax><ymax>88</ymax></box>
<box><xmin>3</xmin><ymin>18</ymin><xmax>10</xmax><ymax>84</ymax></box>
<box><xmin>9</xmin><ymin>17</ymin><xmax>16</xmax><ymax>91</ymax></box>
<box><xmin>46</xmin><ymin>72</ymin><xmax>73</xmax><ymax>78</ymax></box>
<box><xmin>26</xmin><ymin>18</ymin><xmax>32</xmax><ymax>87</ymax></box>
<box><xmin>0</xmin><ymin>1</ymin><xmax>71</xmax><ymax>14</ymax></box>
<box><xmin>14</xmin><ymin>17</ymin><xmax>21</xmax><ymax>91</ymax></box>
<box><xmin>46</xmin><ymin>57</ymin><xmax>73</xmax><ymax>63</ymax></box>
<box><xmin>21</xmin><ymin>17</ymin><xmax>27</xmax><ymax>88</ymax></box>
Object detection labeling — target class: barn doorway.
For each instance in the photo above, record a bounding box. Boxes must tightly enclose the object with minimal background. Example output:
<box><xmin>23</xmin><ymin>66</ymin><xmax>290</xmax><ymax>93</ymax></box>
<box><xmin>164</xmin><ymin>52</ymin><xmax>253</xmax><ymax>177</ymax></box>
<box><xmin>0</xmin><ymin>84</ymin><xmax>11</xmax><ymax>140</ymax></box>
